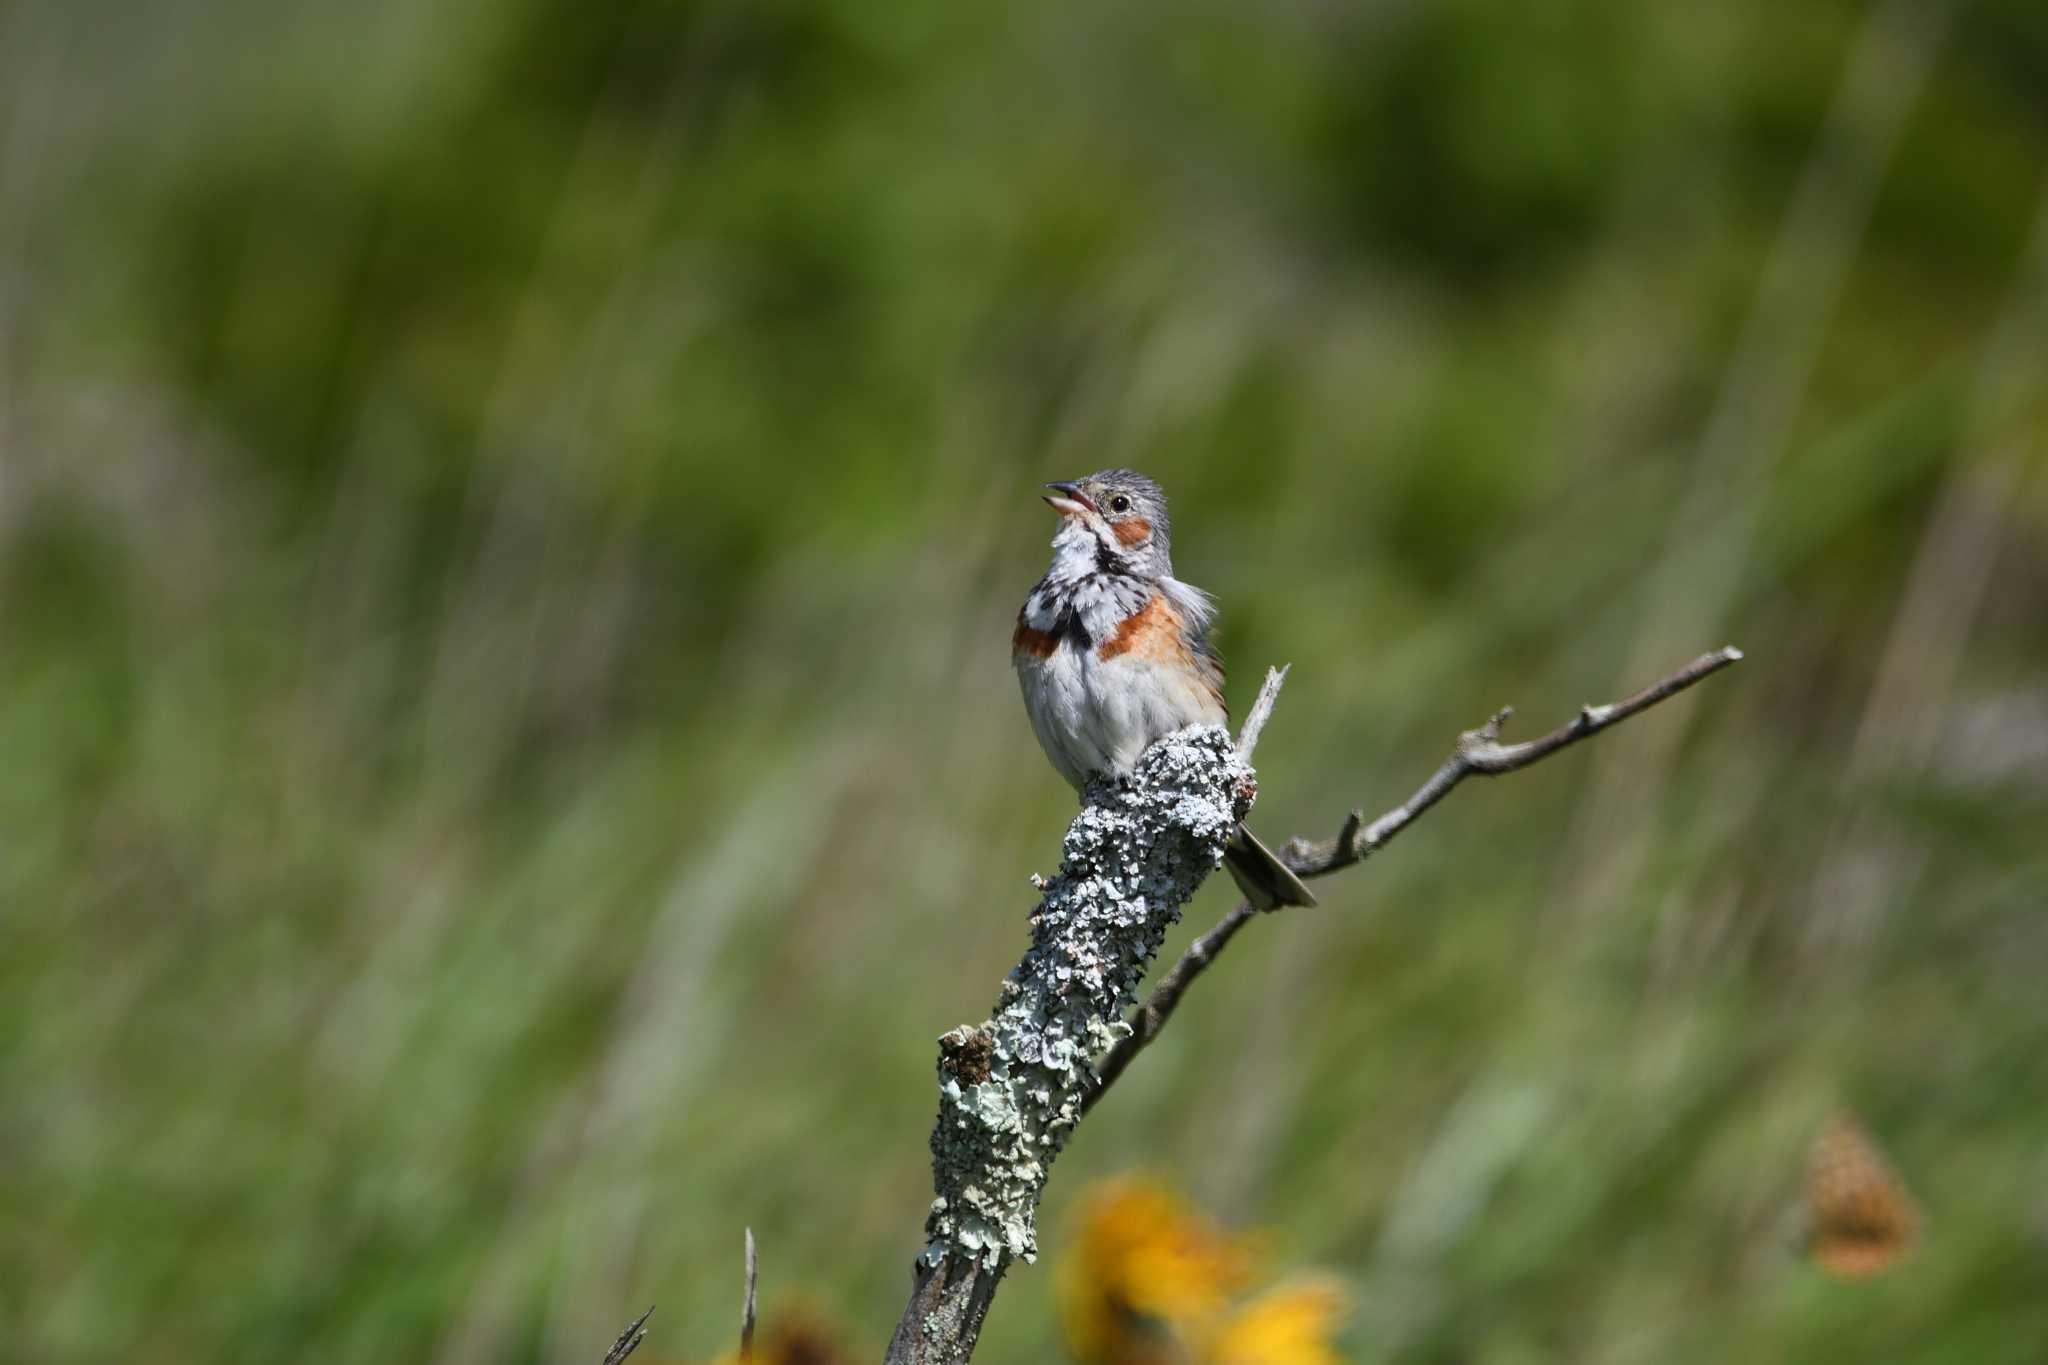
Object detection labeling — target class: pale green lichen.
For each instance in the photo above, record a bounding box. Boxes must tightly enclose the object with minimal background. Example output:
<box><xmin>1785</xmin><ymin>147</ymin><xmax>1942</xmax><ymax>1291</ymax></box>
<box><xmin>921</xmin><ymin>726</ymin><xmax>1249</xmax><ymax>1270</ymax></box>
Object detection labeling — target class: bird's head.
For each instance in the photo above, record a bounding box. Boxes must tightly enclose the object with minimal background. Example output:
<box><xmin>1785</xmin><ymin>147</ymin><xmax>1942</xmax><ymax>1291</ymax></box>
<box><xmin>1042</xmin><ymin>468</ymin><xmax>1172</xmax><ymax>579</ymax></box>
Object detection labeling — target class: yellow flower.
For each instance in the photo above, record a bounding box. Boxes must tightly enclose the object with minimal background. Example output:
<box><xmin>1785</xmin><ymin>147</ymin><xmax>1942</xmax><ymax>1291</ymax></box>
<box><xmin>1203</xmin><ymin>1278</ymin><xmax>1350</xmax><ymax>1365</ymax></box>
<box><xmin>1058</xmin><ymin>1179</ymin><xmax>1252</xmax><ymax>1365</ymax></box>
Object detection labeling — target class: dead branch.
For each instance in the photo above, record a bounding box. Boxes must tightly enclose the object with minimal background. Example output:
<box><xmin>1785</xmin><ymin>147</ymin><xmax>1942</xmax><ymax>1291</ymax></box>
<box><xmin>885</xmin><ymin>647</ymin><xmax>1741</xmax><ymax>1363</ymax></box>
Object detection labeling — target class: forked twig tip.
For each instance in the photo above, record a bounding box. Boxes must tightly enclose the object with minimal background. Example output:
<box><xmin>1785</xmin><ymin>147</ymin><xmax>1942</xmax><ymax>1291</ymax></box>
<box><xmin>1236</xmin><ymin>663</ymin><xmax>1293</xmax><ymax>760</ymax></box>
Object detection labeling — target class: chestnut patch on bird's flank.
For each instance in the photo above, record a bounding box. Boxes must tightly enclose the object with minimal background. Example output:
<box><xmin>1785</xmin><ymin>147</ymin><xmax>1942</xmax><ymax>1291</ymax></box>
<box><xmin>1112</xmin><ymin>517</ymin><xmax>1151</xmax><ymax>547</ymax></box>
<box><xmin>1012</xmin><ymin>620</ymin><xmax>1059</xmax><ymax>659</ymax></box>
<box><xmin>1097</xmin><ymin>595</ymin><xmax>1175</xmax><ymax>661</ymax></box>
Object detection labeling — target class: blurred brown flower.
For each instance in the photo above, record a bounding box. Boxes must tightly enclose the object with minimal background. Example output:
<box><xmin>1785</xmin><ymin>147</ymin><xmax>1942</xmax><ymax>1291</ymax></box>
<box><xmin>707</xmin><ymin>1314</ymin><xmax>851</xmax><ymax>1365</ymax></box>
<box><xmin>1806</xmin><ymin>1112</ymin><xmax>1921</xmax><ymax>1279</ymax></box>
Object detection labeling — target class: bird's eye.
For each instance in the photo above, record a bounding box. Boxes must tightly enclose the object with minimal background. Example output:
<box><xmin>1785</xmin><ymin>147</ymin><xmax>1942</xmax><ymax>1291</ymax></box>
<box><xmin>1109</xmin><ymin>495</ymin><xmax>1131</xmax><ymax>513</ymax></box>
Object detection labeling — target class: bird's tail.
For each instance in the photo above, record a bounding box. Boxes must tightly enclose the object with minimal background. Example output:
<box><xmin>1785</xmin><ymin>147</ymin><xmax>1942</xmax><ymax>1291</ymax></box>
<box><xmin>1222</xmin><ymin>823</ymin><xmax>1317</xmax><ymax>910</ymax></box>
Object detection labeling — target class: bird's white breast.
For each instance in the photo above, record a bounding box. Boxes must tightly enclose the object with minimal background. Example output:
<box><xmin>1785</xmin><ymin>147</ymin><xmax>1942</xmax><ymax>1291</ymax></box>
<box><xmin>1016</xmin><ymin>581</ymin><xmax>1225</xmax><ymax>792</ymax></box>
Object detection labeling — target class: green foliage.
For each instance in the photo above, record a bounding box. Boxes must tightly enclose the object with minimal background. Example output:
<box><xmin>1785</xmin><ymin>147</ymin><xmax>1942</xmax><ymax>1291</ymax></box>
<box><xmin>2</xmin><ymin>0</ymin><xmax>2046</xmax><ymax>1361</ymax></box>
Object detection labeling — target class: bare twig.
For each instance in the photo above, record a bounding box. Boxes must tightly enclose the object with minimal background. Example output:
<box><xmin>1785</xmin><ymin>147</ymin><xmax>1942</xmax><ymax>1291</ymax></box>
<box><xmin>1237</xmin><ymin>665</ymin><xmax>1289</xmax><ymax>760</ymax></box>
<box><xmin>1285</xmin><ymin>647</ymin><xmax>1743</xmax><ymax>877</ymax></box>
<box><xmin>600</xmin><ymin>1307</ymin><xmax>653</xmax><ymax>1365</ymax></box>
<box><xmin>1085</xmin><ymin>647</ymin><xmax>1744</xmax><ymax>1114</ymax></box>
<box><xmin>741</xmin><ymin>1228</ymin><xmax>758</xmax><ymax>1364</ymax></box>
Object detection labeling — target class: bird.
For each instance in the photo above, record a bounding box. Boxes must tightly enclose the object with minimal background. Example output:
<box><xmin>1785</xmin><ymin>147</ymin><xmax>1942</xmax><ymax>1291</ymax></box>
<box><xmin>1013</xmin><ymin>468</ymin><xmax>1316</xmax><ymax>911</ymax></box>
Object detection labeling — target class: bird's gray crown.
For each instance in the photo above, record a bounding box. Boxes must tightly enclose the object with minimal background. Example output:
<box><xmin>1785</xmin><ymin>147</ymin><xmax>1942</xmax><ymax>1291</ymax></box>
<box><xmin>1076</xmin><ymin>468</ymin><xmax>1170</xmax><ymax>553</ymax></box>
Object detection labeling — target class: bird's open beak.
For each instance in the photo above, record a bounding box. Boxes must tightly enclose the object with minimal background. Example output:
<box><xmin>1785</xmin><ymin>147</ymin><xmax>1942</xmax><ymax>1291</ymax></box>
<box><xmin>1043</xmin><ymin>481</ymin><xmax>1097</xmax><ymax>518</ymax></box>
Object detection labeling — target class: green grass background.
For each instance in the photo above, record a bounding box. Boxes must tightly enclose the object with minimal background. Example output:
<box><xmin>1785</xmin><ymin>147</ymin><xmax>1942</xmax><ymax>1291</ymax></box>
<box><xmin>3</xmin><ymin>0</ymin><xmax>2046</xmax><ymax>1360</ymax></box>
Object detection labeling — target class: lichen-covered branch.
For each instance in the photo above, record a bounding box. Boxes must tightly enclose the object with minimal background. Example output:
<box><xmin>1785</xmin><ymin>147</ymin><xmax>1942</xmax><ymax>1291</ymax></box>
<box><xmin>884</xmin><ymin>727</ymin><xmax>1254</xmax><ymax>1364</ymax></box>
<box><xmin>884</xmin><ymin>647</ymin><xmax>1741</xmax><ymax>1365</ymax></box>
<box><xmin>1085</xmin><ymin>647</ymin><xmax>1744</xmax><ymax>1116</ymax></box>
